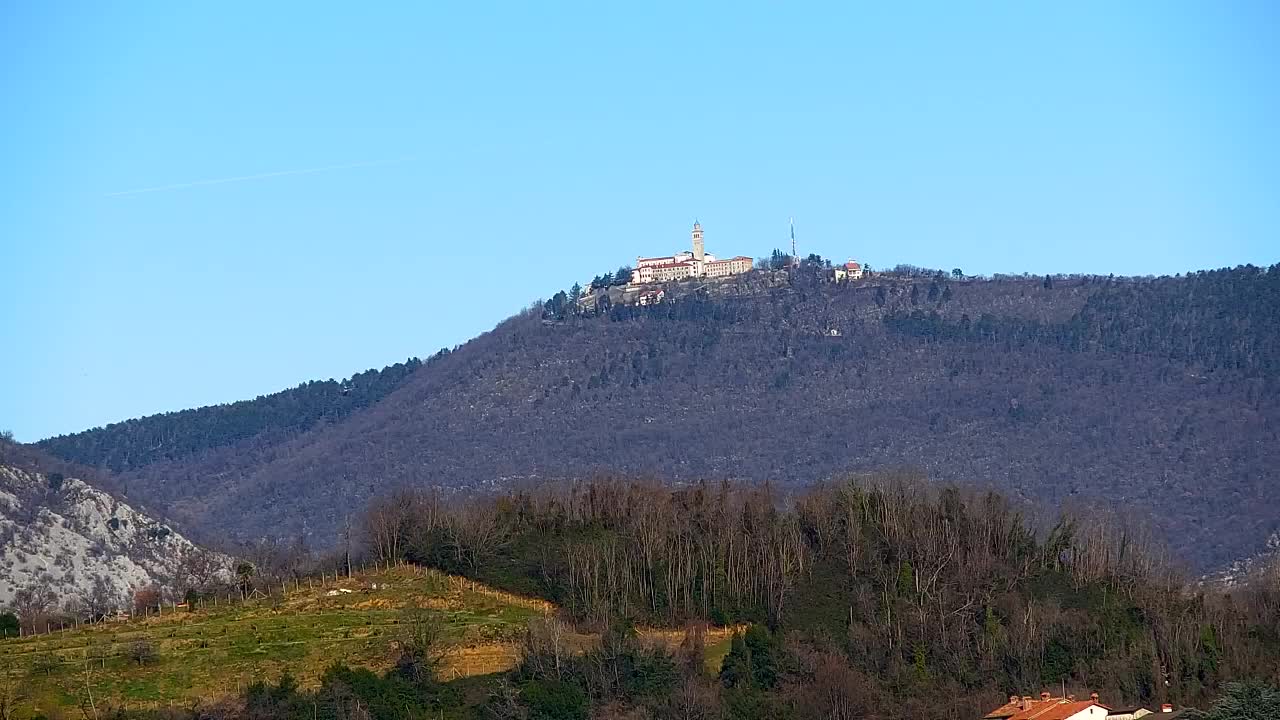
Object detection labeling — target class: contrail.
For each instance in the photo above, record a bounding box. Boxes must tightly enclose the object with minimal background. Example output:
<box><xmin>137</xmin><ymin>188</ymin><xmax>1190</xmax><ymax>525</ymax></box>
<box><xmin>105</xmin><ymin>157</ymin><xmax>412</xmax><ymax>197</ymax></box>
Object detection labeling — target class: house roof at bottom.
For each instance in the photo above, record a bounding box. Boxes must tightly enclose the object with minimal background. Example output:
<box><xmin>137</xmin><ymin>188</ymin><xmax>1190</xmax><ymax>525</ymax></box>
<box><xmin>1008</xmin><ymin>701</ymin><xmax>1106</xmax><ymax>720</ymax></box>
<box><xmin>985</xmin><ymin>699</ymin><xmax>1027</xmax><ymax>719</ymax></box>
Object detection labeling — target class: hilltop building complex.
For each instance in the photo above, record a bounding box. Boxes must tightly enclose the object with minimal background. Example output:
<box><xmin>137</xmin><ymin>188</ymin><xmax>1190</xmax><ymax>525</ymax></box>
<box><xmin>833</xmin><ymin>260</ymin><xmax>864</xmax><ymax>281</ymax></box>
<box><xmin>630</xmin><ymin>222</ymin><xmax>753</xmax><ymax>285</ymax></box>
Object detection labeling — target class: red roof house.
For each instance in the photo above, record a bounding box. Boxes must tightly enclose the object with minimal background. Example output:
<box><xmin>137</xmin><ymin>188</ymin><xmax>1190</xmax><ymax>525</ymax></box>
<box><xmin>985</xmin><ymin>693</ymin><xmax>1110</xmax><ymax>720</ymax></box>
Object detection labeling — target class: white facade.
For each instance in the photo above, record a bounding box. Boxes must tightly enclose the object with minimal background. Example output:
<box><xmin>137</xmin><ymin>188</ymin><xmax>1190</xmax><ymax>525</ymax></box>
<box><xmin>631</xmin><ymin>223</ymin><xmax>752</xmax><ymax>286</ymax></box>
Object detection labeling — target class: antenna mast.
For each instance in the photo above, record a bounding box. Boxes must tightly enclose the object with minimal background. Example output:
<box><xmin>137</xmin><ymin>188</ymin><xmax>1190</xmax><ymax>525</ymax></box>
<box><xmin>790</xmin><ymin>217</ymin><xmax>798</xmax><ymax>266</ymax></box>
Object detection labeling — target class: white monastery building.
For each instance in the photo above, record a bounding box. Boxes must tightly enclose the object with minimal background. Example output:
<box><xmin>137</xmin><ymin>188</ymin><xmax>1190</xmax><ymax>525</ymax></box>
<box><xmin>631</xmin><ymin>222</ymin><xmax>753</xmax><ymax>285</ymax></box>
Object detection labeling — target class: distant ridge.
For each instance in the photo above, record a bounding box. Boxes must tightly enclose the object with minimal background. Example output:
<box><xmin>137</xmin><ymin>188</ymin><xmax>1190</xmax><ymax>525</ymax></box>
<box><xmin>37</xmin><ymin>357</ymin><xmax>424</xmax><ymax>471</ymax></box>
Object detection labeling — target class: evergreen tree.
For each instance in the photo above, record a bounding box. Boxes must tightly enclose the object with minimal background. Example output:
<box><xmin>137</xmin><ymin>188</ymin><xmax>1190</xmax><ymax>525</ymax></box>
<box><xmin>0</xmin><ymin>611</ymin><xmax>18</xmax><ymax>637</ymax></box>
<box><xmin>1200</xmin><ymin>682</ymin><xmax>1280</xmax><ymax>720</ymax></box>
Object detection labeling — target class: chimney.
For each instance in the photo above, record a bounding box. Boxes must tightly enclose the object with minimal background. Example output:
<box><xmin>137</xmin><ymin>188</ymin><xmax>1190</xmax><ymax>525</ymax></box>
<box><xmin>1009</xmin><ymin>695</ymin><xmax>1019</xmax><ymax>706</ymax></box>
<box><xmin>1161</xmin><ymin>704</ymin><xmax>1174</xmax><ymax>713</ymax></box>
<box><xmin>1067</xmin><ymin>695</ymin><xmax>1076</xmax><ymax>701</ymax></box>
<box><xmin>1041</xmin><ymin>692</ymin><xmax>1052</xmax><ymax>702</ymax></box>
<box><xmin>1022</xmin><ymin>696</ymin><xmax>1033</xmax><ymax>710</ymax></box>
<box><xmin>1090</xmin><ymin>692</ymin><xmax>1100</xmax><ymax>703</ymax></box>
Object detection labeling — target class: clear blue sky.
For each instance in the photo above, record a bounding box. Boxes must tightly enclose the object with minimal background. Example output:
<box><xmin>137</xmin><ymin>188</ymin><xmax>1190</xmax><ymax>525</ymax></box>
<box><xmin>2</xmin><ymin>2</ymin><xmax>1277</xmax><ymax>442</ymax></box>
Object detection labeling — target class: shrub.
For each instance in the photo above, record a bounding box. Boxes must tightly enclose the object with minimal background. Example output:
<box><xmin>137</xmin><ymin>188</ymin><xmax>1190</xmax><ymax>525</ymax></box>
<box><xmin>133</xmin><ymin>587</ymin><xmax>161</xmax><ymax>614</ymax></box>
<box><xmin>0</xmin><ymin>611</ymin><xmax>18</xmax><ymax>637</ymax></box>
<box><xmin>394</xmin><ymin>608</ymin><xmax>448</xmax><ymax>686</ymax></box>
<box><xmin>127</xmin><ymin>640</ymin><xmax>158</xmax><ymax>665</ymax></box>
<box><xmin>520</xmin><ymin>679</ymin><xmax>587</xmax><ymax>720</ymax></box>
<box><xmin>30</xmin><ymin>653</ymin><xmax>62</xmax><ymax>676</ymax></box>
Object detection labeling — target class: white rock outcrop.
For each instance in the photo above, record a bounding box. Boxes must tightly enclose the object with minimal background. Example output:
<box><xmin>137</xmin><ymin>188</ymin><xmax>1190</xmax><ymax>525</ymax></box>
<box><xmin>0</xmin><ymin>464</ymin><xmax>223</xmax><ymax>611</ymax></box>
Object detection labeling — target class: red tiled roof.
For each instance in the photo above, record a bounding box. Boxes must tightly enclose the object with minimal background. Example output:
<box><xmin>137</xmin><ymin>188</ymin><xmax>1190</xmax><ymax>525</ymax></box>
<box><xmin>985</xmin><ymin>699</ymin><xmax>1026</xmax><ymax>719</ymax></box>
<box><xmin>1000</xmin><ymin>700</ymin><xmax>1106</xmax><ymax>720</ymax></box>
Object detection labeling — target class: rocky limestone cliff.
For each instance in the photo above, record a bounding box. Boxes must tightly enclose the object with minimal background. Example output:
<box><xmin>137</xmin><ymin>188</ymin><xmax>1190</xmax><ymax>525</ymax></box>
<box><xmin>0</xmin><ymin>464</ymin><xmax>221</xmax><ymax>610</ymax></box>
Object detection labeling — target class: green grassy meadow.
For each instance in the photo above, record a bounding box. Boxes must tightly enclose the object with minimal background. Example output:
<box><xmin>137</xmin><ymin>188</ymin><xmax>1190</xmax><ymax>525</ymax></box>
<box><xmin>0</xmin><ymin>566</ymin><xmax>548</xmax><ymax>716</ymax></box>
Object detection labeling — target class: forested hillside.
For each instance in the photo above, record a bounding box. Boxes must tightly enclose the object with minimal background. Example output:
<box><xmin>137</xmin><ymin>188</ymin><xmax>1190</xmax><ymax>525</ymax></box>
<box><xmin>39</xmin><ymin>265</ymin><xmax>1280</xmax><ymax>571</ymax></box>
<box><xmin>352</xmin><ymin>476</ymin><xmax>1280</xmax><ymax>719</ymax></box>
<box><xmin>37</xmin><ymin>358</ymin><xmax>423</xmax><ymax>471</ymax></box>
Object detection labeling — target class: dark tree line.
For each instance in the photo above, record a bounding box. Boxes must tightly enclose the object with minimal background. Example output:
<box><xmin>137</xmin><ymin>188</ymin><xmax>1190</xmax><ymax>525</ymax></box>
<box><xmin>37</xmin><ymin>357</ymin><xmax>425</xmax><ymax>471</ymax></box>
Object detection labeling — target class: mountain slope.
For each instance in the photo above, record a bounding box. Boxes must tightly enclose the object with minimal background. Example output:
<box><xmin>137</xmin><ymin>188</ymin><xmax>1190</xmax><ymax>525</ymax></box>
<box><xmin>0</xmin><ymin>457</ymin><xmax>219</xmax><ymax>610</ymax></box>
<box><xmin>42</xmin><ymin>265</ymin><xmax>1280</xmax><ymax>571</ymax></box>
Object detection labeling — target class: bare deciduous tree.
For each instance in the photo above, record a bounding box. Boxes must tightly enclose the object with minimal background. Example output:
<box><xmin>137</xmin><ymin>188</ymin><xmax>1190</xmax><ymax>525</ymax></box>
<box><xmin>178</xmin><ymin>546</ymin><xmax>226</xmax><ymax>592</ymax></box>
<box><xmin>0</xmin><ymin>660</ymin><xmax>28</xmax><ymax>720</ymax></box>
<box><xmin>11</xmin><ymin>585</ymin><xmax>55</xmax><ymax>632</ymax></box>
<box><xmin>450</xmin><ymin>503</ymin><xmax>508</xmax><ymax>572</ymax></box>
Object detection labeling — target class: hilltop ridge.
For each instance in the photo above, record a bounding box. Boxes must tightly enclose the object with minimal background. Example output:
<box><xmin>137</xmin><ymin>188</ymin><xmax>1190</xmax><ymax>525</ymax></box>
<box><xmin>33</xmin><ymin>264</ymin><xmax>1280</xmax><ymax>571</ymax></box>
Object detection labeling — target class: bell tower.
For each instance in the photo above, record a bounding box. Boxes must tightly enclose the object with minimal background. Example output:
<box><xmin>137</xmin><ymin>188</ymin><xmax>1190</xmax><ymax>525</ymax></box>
<box><xmin>691</xmin><ymin>221</ymin><xmax>705</xmax><ymax>262</ymax></box>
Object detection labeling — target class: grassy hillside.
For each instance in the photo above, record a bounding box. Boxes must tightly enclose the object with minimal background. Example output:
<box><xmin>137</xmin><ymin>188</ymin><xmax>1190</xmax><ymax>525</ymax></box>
<box><xmin>38</xmin><ymin>266</ymin><xmax>1280</xmax><ymax>570</ymax></box>
<box><xmin>0</xmin><ymin>565</ymin><xmax>736</xmax><ymax>719</ymax></box>
<box><xmin>0</xmin><ymin>566</ymin><xmax>537</xmax><ymax>716</ymax></box>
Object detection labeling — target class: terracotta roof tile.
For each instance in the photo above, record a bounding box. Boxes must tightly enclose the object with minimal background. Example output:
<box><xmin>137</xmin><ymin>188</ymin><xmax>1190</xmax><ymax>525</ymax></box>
<box><xmin>985</xmin><ymin>700</ymin><xmax>1027</xmax><ymax>719</ymax></box>
<box><xmin>1006</xmin><ymin>700</ymin><xmax>1106</xmax><ymax>720</ymax></box>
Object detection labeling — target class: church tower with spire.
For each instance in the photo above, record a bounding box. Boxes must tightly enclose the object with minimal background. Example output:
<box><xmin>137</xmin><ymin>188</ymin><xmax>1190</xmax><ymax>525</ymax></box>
<box><xmin>691</xmin><ymin>221</ymin><xmax>705</xmax><ymax>262</ymax></box>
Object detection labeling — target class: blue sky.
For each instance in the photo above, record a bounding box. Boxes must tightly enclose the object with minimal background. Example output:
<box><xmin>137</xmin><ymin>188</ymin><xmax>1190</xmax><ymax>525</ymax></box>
<box><xmin>2</xmin><ymin>2</ymin><xmax>1277</xmax><ymax>442</ymax></box>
